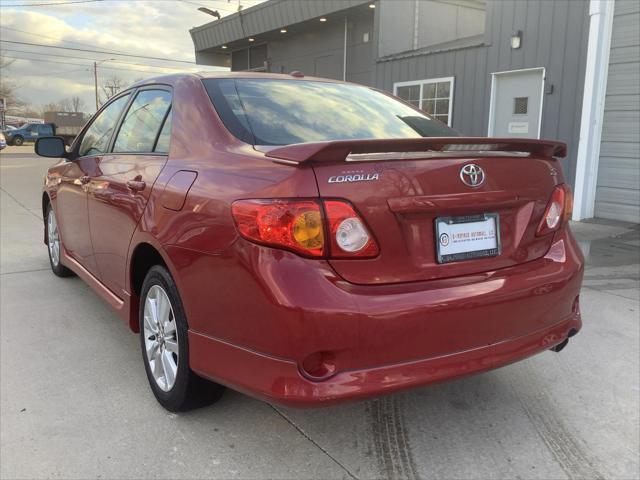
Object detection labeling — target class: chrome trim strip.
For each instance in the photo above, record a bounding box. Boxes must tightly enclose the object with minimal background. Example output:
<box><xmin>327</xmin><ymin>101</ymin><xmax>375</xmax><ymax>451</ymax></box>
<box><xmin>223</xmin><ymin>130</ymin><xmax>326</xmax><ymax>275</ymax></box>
<box><xmin>346</xmin><ymin>151</ymin><xmax>531</xmax><ymax>162</ymax></box>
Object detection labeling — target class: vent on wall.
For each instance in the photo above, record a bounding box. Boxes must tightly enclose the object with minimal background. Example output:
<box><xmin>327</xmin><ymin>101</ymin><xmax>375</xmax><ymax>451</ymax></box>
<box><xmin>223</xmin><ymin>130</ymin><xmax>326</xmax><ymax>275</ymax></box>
<box><xmin>514</xmin><ymin>97</ymin><xmax>528</xmax><ymax>115</ymax></box>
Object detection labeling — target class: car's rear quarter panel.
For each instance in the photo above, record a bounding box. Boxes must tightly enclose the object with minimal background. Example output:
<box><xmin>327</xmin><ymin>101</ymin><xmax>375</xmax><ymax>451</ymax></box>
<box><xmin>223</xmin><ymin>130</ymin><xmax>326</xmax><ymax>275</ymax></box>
<box><xmin>131</xmin><ymin>75</ymin><xmax>320</xmax><ymax>343</ymax></box>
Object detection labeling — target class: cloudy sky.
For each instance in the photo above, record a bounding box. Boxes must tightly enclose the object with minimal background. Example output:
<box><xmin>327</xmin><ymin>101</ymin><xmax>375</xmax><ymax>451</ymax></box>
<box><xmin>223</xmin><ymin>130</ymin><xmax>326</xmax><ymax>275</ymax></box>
<box><xmin>0</xmin><ymin>0</ymin><xmax>264</xmax><ymax>113</ymax></box>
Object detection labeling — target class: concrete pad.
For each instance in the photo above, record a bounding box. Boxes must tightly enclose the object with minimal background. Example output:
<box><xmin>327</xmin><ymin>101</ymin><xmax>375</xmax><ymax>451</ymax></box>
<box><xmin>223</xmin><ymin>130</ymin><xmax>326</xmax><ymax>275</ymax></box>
<box><xmin>1</xmin><ymin>149</ymin><xmax>638</xmax><ymax>479</ymax></box>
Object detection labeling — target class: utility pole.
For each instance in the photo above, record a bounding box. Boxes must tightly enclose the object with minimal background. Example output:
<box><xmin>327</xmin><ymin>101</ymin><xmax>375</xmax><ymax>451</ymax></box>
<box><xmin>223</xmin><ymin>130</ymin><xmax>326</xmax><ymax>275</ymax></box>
<box><xmin>93</xmin><ymin>62</ymin><xmax>99</xmax><ymax>111</ymax></box>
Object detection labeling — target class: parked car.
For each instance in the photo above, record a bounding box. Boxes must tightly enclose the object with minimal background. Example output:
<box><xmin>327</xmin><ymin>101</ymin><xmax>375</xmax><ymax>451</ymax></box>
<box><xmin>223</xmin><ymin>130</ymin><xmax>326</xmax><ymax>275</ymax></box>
<box><xmin>5</xmin><ymin>123</ymin><xmax>53</xmax><ymax>146</ymax></box>
<box><xmin>0</xmin><ymin>132</ymin><xmax>6</xmax><ymax>150</ymax></box>
<box><xmin>35</xmin><ymin>73</ymin><xmax>584</xmax><ymax>411</ymax></box>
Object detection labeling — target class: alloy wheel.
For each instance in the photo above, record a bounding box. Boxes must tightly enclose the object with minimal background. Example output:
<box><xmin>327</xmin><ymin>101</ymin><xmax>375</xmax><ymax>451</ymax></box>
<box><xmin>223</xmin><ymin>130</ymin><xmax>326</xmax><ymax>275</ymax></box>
<box><xmin>143</xmin><ymin>285</ymin><xmax>179</xmax><ymax>392</ymax></box>
<box><xmin>47</xmin><ymin>208</ymin><xmax>60</xmax><ymax>266</ymax></box>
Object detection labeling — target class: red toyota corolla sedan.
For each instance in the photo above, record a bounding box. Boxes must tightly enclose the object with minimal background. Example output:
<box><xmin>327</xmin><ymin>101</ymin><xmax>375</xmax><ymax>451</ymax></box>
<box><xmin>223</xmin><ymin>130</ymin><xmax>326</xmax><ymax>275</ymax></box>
<box><xmin>35</xmin><ymin>72</ymin><xmax>583</xmax><ymax>411</ymax></box>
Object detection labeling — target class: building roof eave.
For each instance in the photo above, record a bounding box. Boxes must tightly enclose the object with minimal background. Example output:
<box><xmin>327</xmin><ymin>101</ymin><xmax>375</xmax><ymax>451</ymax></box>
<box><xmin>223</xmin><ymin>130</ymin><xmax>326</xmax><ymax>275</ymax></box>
<box><xmin>191</xmin><ymin>0</ymin><xmax>371</xmax><ymax>52</ymax></box>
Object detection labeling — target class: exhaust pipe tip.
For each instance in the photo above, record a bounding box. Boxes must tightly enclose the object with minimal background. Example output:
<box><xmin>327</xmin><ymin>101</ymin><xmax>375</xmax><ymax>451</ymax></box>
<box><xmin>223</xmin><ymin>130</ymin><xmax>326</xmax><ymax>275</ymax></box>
<box><xmin>551</xmin><ymin>337</ymin><xmax>569</xmax><ymax>353</ymax></box>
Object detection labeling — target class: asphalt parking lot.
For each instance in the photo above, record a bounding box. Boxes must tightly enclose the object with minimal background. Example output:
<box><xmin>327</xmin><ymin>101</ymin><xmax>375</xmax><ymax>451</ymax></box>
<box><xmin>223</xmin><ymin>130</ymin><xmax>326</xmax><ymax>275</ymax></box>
<box><xmin>1</xmin><ymin>145</ymin><xmax>638</xmax><ymax>480</ymax></box>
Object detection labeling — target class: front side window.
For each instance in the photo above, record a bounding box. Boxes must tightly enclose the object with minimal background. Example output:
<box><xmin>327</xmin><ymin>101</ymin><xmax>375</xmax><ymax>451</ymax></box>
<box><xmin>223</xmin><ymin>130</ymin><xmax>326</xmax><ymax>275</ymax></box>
<box><xmin>394</xmin><ymin>77</ymin><xmax>454</xmax><ymax>126</ymax></box>
<box><xmin>113</xmin><ymin>89</ymin><xmax>171</xmax><ymax>153</ymax></box>
<box><xmin>78</xmin><ymin>94</ymin><xmax>130</xmax><ymax>157</ymax></box>
<box><xmin>203</xmin><ymin>78</ymin><xmax>458</xmax><ymax>146</ymax></box>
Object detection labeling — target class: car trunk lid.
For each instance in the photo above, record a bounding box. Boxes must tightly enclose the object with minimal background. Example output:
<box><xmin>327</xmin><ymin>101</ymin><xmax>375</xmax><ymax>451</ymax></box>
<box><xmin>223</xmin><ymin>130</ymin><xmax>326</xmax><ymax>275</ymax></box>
<box><xmin>261</xmin><ymin>137</ymin><xmax>566</xmax><ymax>285</ymax></box>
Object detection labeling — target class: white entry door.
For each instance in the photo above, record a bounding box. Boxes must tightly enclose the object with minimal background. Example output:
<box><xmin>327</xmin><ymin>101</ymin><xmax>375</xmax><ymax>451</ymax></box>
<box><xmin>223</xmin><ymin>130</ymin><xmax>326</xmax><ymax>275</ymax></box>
<box><xmin>489</xmin><ymin>68</ymin><xmax>545</xmax><ymax>138</ymax></box>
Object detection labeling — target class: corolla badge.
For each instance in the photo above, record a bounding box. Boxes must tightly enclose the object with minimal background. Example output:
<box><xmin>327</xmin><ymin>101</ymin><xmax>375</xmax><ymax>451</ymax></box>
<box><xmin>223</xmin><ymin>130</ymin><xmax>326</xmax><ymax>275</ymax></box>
<box><xmin>459</xmin><ymin>164</ymin><xmax>485</xmax><ymax>187</ymax></box>
<box><xmin>328</xmin><ymin>172</ymin><xmax>380</xmax><ymax>184</ymax></box>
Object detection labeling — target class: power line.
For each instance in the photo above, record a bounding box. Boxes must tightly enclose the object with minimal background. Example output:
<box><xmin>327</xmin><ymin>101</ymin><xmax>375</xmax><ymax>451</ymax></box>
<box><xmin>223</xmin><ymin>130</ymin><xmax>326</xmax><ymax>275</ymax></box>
<box><xmin>0</xmin><ymin>0</ymin><xmax>259</xmax><ymax>11</ymax></box>
<box><xmin>175</xmin><ymin>0</ymin><xmax>242</xmax><ymax>13</ymax></box>
<box><xmin>0</xmin><ymin>39</ymin><xmax>198</xmax><ymax>64</ymax></box>
<box><xmin>0</xmin><ymin>0</ymin><xmax>103</xmax><ymax>6</ymax></box>
<box><xmin>0</xmin><ymin>29</ymin><xmax>214</xmax><ymax>69</ymax></box>
<box><xmin>1</xmin><ymin>47</ymin><xmax>113</xmax><ymax>62</ymax></box>
<box><xmin>1</xmin><ymin>54</ymin><xmax>193</xmax><ymax>74</ymax></box>
<box><xmin>0</xmin><ymin>47</ymin><xmax>208</xmax><ymax>71</ymax></box>
<box><xmin>1</xmin><ymin>55</ymin><xmax>90</xmax><ymax>67</ymax></box>
<box><xmin>48</xmin><ymin>65</ymin><xmax>90</xmax><ymax>76</ymax></box>
<box><xmin>0</xmin><ymin>25</ymin><xmax>135</xmax><ymax>55</ymax></box>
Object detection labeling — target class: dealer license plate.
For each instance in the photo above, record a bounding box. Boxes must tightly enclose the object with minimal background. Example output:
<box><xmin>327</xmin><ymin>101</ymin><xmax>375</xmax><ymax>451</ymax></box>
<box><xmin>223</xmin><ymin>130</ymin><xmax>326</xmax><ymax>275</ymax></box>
<box><xmin>435</xmin><ymin>214</ymin><xmax>500</xmax><ymax>264</ymax></box>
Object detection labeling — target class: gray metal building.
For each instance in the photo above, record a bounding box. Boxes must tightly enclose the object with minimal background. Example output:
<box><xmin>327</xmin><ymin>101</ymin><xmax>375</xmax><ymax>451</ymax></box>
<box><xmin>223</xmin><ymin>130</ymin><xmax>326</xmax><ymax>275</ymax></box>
<box><xmin>191</xmin><ymin>0</ymin><xmax>640</xmax><ymax>223</ymax></box>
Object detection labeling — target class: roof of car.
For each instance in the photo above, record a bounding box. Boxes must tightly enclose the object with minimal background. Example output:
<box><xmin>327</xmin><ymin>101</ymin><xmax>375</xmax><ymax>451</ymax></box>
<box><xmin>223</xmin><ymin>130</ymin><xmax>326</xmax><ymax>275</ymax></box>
<box><xmin>129</xmin><ymin>71</ymin><xmax>346</xmax><ymax>89</ymax></box>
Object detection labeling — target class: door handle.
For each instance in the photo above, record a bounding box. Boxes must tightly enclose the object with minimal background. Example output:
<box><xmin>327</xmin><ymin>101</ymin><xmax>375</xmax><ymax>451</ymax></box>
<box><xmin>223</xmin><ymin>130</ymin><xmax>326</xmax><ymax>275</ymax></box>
<box><xmin>80</xmin><ymin>175</ymin><xmax>90</xmax><ymax>184</ymax></box>
<box><xmin>126</xmin><ymin>180</ymin><xmax>146</xmax><ymax>192</ymax></box>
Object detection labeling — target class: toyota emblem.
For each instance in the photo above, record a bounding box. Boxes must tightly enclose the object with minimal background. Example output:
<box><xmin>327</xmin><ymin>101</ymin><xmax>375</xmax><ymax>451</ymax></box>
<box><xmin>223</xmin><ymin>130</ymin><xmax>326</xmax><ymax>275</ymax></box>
<box><xmin>460</xmin><ymin>164</ymin><xmax>485</xmax><ymax>187</ymax></box>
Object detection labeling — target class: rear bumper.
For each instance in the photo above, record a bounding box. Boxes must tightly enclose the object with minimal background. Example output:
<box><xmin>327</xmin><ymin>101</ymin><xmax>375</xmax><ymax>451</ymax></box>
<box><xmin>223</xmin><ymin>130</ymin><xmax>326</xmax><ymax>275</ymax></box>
<box><xmin>190</xmin><ymin>314</ymin><xmax>580</xmax><ymax>407</ymax></box>
<box><xmin>184</xmin><ymin>226</ymin><xmax>584</xmax><ymax>407</ymax></box>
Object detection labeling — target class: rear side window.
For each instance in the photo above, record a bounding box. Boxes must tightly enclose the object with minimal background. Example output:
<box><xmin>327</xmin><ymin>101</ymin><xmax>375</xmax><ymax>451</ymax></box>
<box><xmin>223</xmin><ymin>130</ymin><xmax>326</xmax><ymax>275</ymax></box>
<box><xmin>113</xmin><ymin>89</ymin><xmax>171</xmax><ymax>153</ymax></box>
<box><xmin>79</xmin><ymin>94</ymin><xmax>130</xmax><ymax>157</ymax></box>
<box><xmin>203</xmin><ymin>78</ymin><xmax>459</xmax><ymax>146</ymax></box>
<box><xmin>154</xmin><ymin>109</ymin><xmax>172</xmax><ymax>154</ymax></box>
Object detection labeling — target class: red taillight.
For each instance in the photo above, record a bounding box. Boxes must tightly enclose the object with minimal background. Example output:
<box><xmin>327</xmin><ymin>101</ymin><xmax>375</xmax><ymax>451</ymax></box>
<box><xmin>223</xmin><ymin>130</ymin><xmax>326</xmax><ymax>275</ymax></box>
<box><xmin>324</xmin><ymin>200</ymin><xmax>379</xmax><ymax>258</ymax></box>
<box><xmin>537</xmin><ymin>184</ymin><xmax>573</xmax><ymax>236</ymax></box>
<box><xmin>231</xmin><ymin>199</ymin><xmax>379</xmax><ymax>259</ymax></box>
<box><xmin>231</xmin><ymin>199</ymin><xmax>325</xmax><ymax>257</ymax></box>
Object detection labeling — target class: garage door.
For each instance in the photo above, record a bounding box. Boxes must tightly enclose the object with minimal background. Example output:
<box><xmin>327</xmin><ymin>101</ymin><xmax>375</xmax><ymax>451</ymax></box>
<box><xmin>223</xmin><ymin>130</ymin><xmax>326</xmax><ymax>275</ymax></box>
<box><xmin>594</xmin><ymin>0</ymin><xmax>640</xmax><ymax>223</ymax></box>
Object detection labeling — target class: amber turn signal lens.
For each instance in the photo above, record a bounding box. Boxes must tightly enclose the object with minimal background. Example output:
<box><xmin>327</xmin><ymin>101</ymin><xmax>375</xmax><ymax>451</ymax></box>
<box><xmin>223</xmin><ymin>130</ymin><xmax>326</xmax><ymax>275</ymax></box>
<box><xmin>563</xmin><ymin>187</ymin><xmax>574</xmax><ymax>222</ymax></box>
<box><xmin>292</xmin><ymin>210</ymin><xmax>324</xmax><ymax>250</ymax></box>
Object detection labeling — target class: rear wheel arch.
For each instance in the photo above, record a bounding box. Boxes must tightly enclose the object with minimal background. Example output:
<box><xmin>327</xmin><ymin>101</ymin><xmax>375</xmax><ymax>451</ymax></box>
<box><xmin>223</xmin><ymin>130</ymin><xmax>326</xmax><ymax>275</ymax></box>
<box><xmin>128</xmin><ymin>241</ymin><xmax>181</xmax><ymax>332</ymax></box>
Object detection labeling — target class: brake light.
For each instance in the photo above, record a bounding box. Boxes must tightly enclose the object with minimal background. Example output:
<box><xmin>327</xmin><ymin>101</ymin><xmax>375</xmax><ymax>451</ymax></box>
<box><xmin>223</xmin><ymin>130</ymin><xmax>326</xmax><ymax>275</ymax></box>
<box><xmin>324</xmin><ymin>200</ymin><xmax>379</xmax><ymax>258</ymax></box>
<box><xmin>231</xmin><ymin>199</ymin><xmax>379</xmax><ymax>258</ymax></box>
<box><xmin>231</xmin><ymin>199</ymin><xmax>324</xmax><ymax>257</ymax></box>
<box><xmin>537</xmin><ymin>184</ymin><xmax>572</xmax><ymax>236</ymax></box>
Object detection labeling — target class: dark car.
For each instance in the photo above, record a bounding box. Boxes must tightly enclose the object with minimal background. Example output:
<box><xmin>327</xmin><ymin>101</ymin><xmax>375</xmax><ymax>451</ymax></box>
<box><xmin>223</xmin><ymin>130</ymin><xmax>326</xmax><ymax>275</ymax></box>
<box><xmin>6</xmin><ymin>123</ymin><xmax>54</xmax><ymax>146</ymax></box>
<box><xmin>35</xmin><ymin>72</ymin><xmax>583</xmax><ymax>411</ymax></box>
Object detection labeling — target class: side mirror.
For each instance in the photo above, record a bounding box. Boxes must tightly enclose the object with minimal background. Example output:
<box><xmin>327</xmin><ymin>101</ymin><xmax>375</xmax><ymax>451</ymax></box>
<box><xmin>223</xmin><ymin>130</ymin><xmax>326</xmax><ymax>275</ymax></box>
<box><xmin>35</xmin><ymin>137</ymin><xmax>68</xmax><ymax>158</ymax></box>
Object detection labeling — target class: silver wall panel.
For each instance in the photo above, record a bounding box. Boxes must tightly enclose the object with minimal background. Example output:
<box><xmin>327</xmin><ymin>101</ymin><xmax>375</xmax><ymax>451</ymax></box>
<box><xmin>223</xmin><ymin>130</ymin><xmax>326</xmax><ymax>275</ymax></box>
<box><xmin>595</xmin><ymin>0</ymin><xmax>640</xmax><ymax>223</ymax></box>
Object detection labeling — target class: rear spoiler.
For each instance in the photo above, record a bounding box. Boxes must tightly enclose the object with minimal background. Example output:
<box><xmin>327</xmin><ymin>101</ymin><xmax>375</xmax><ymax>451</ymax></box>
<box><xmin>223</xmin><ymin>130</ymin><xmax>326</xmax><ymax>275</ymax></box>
<box><xmin>263</xmin><ymin>137</ymin><xmax>567</xmax><ymax>164</ymax></box>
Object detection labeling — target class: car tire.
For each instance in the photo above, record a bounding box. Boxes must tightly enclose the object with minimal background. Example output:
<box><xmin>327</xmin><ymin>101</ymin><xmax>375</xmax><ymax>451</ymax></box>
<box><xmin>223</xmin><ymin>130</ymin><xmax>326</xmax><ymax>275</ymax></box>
<box><xmin>45</xmin><ymin>203</ymin><xmax>74</xmax><ymax>277</ymax></box>
<box><xmin>139</xmin><ymin>265</ymin><xmax>225</xmax><ymax>411</ymax></box>
<box><xmin>13</xmin><ymin>136</ymin><xmax>24</xmax><ymax>146</ymax></box>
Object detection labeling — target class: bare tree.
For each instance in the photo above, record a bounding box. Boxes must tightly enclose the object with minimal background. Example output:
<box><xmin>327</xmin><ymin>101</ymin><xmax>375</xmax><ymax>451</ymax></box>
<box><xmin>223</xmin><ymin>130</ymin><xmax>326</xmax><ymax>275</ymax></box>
<box><xmin>0</xmin><ymin>51</ymin><xmax>14</xmax><ymax>68</ymax></box>
<box><xmin>57</xmin><ymin>98</ymin><xmax>74</xmax><ymax>112</ymax></box>
<box><xmin>71</xmin><ymin>96</ymin><xmax>85</xmax><ymax>113</ymax></box>
<box><xmin>18</xmin><ymin>105</ymin><xmax>42</xmax><ymax>118</ymax></box>
<box><xmin>41</xmin><ymin>102</ymin><xmax>60</xmax><ymax>116</ymax></box>
<box><xmin>101</xmin><ymin>76</ymin><xmax>126</xmax><ymax>103</ymax></box>
<box><xmin>42</xmin><ymin>96</ymin><xmax>88</xmax><ymax>114</ymax></box>
<box><xmin>0</xmin><ymin>50</ymin><xmax>24</xmax><ymax>114</ymax></box>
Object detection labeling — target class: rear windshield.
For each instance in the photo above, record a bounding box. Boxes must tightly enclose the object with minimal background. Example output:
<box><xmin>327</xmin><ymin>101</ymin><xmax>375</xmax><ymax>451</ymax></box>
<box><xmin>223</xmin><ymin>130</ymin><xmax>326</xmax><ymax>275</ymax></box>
<box><xmin>202</xmin><ymin>78</ymin><xmax>459</xmax><ymax>146</ymax></box>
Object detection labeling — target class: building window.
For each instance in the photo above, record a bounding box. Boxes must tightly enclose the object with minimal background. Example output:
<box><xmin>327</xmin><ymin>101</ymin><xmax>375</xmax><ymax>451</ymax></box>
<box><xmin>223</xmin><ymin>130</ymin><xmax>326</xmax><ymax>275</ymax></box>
<box><xmin>231</xmin><ymin>44</ymin><xmax>267</xmax><ymax>72</ymax></box>
<box><xmin>231</xmin><ymin>49</ymin><xmax>249</xmax><ymax>71</ymax></box>
<box><xmin>393</xmin><ymin>77</ymin><xmax>454</xmax><ymax>126</ymax></box>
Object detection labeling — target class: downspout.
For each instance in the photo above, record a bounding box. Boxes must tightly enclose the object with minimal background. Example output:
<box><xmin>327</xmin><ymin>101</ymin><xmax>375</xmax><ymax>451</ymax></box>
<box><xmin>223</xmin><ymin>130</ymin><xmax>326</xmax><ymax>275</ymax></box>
<box><xmin>343</xmin><ymin>16</ymin><xmax>348</xmax><ymax>81</ymax></box>
<box><xmin>572</xmin><ymin>0</ymin><xmax>615</xmax><ymax>220</ymax></box>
